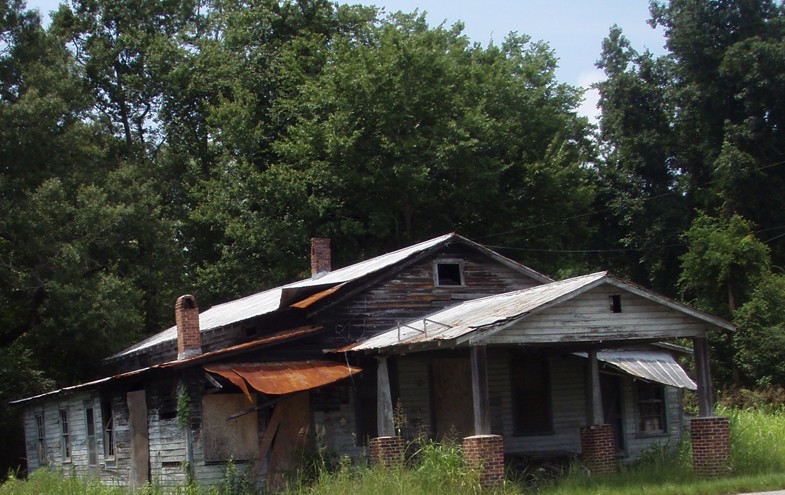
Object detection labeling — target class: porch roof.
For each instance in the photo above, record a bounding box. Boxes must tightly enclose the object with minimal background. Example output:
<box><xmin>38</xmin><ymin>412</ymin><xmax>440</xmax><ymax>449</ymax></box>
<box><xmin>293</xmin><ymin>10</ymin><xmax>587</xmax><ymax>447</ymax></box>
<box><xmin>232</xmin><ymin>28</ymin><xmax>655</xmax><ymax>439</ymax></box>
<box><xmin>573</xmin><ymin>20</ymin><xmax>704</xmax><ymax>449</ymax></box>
<box><xmin>575</xmin><ymin>351</ymin><xmax>697</xmax><ymax>390</ymax></box>
<box><xmin>342</xmin><ymin>272</ymin><xmax>734</xmax><ymax>353</ymax></box>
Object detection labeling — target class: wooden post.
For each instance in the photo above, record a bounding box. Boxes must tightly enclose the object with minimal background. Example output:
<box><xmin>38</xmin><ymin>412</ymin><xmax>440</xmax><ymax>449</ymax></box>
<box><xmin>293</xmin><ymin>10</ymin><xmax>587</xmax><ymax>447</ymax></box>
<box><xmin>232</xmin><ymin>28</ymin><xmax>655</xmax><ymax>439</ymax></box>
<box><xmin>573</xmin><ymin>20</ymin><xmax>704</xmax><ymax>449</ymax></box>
<box><xmin>588</xmin><ymin>350</ymin><xmax>603</xmax><ymax>425</ymax></box>
<box><xmin>693</xmin><ymin>336</ymin><xmax>714</xmax><ymax>417</ymax></box>
<box><xmin>377</xmin><ymin>356</ymin><xmax>395</xmax><ymax>437</ymax></box>
<box><xmin>470</xmin><ymin>345</ymin><xmax>491</xmax><ymax>435</ymax></box>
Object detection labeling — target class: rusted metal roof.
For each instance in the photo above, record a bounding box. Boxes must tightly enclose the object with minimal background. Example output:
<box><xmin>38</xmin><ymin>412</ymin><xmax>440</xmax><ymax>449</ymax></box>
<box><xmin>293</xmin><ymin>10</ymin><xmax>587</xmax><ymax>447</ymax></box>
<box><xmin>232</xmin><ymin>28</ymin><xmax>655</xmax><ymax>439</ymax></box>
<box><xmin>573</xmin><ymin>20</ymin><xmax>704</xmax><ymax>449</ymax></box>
<box><xmin>11</xmin><ymin>326</ymin><xmax>321</xmax><ymax>405</ymax></box>
<box><xmin>576</xmin><ymin>351</ymin><xmax>697</xmax><ymax>390</ymax></box>
<box><xmin>344</xmin><ymin>271</ymin><xmax>734</xmax><ymax>353</ymax></box>
<box><xmin>204</xmin><ymin>360</ymin><xmax>362</xmax><ymax>399</ymax></box>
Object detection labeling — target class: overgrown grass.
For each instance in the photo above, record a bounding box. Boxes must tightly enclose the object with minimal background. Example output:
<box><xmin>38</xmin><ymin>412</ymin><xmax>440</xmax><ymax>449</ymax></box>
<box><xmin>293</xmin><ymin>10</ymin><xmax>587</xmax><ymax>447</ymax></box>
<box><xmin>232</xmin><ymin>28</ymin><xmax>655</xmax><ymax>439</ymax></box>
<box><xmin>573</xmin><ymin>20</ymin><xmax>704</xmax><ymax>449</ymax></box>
<box><xmin>5</xmin><ymin>407</ymin><xmax>785</xmax><ymax>495</ymax></box>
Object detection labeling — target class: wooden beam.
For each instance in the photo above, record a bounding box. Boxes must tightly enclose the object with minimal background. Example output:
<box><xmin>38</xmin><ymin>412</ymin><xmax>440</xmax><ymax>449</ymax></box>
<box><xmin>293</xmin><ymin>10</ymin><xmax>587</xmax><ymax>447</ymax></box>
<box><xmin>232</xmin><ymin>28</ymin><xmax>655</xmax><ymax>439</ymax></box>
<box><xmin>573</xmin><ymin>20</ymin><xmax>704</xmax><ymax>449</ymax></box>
<box><xmin>470</xmin><ymin>345</ymin><xmax>491</xmax><ymax>435</ymax></box>
<box><xmin>693</xmin><ymin>336</ymin><xmax>714</xmax><ymax>416</ymax></box>
<box><xmin>377</xmin><ymin>356</ymin><xmax>395</xmax><ymax>437</ymax></box>
<box><xmin>588</xmin><ymin>350</ymin><xmax>603</xmax><ymax>425</ymax></box>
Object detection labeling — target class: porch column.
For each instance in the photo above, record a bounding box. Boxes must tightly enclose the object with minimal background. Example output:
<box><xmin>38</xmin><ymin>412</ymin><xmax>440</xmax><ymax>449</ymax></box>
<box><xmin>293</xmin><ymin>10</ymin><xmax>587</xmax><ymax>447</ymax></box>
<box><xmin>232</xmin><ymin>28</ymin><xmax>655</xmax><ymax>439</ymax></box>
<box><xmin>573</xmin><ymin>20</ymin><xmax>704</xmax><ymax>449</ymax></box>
<box><xmin>463</xmin><ymin>345</ymin><xmax>504</xmax><ymax>488</ymax></box>
<box><xmin>369</xmin><ymin>355</ymin><xmax>404</xmax><ymax>466</ymax></box>
<box><xmin>470</xmin><ymin>345</ymin><xmax>490</xmax><ymax>435</ymax></box>
<box><xmin>580</xmin><ymin>350</ymin><xmax>616</xmax><ymax>473</ymax></box>
<box><xmin>690</xmin><ymin>336</ymin><xmax>730</xmax><ymax>476</ymax></box>
<box><xmin>587</xmin><ymin>350</ymin><xmax>603</xmax><ymax>425</ymax></box>
<box><xmin>376</xmin><ymin>356</ymin><xmax>395</xmax><ymax>437</ymax></box>
<box><xmin>692</xmin><ymin>336</ymin><xmax>714</xmax><ymax>416</ymax></box>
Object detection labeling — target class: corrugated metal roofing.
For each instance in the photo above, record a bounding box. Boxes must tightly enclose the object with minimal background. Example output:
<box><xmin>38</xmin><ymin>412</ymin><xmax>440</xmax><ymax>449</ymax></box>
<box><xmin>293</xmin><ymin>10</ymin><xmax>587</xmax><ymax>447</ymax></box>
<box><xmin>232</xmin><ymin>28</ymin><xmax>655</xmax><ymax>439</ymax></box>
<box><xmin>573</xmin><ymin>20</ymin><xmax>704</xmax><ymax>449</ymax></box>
<box><xmin>111</xmin><ymin>233</ymin><xmax>552</xmax><ymax>360</ymax></box>
<box><xmin>576</xmin><ymin>351</ymin><xmax>697</xmax><ymax>390</ymax></box>
<box><xmin>346</xmin><ymin>272</ymin><xmax>607</xmax><ymax>351</ymax></box>
<box><xmin>110</xmin><ymin>234</ymin><xmax>457</xmax><ymax>359</ymax></box>
<box><xmin>204</xmin><ymin>360</ymin><xmax>362</xmax><ymax>399</ymax></box>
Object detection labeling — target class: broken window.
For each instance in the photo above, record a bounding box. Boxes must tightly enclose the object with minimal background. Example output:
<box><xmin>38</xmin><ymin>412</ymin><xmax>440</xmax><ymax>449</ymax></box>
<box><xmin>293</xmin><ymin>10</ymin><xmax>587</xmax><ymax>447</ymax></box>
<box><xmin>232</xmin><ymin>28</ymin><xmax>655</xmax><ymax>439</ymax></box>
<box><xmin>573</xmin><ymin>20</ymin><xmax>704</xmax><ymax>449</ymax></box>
<box><xmin>101</xmin><ymin>401</ymin><xmax>115</xmax><ymax>459</ymax></box>
<box><xmin>85</xmin><ymin>407</ymin><xmax>97</xmax><ymax>465</ymax></box>
<box><xmin>59</xmin><ymin>409</ymin><xmax>71</xmax><ymax>461</ymax></box>
<box><xmin>609</xmin><ymin>294</ymin><xmax>622</xmax><ymax>313</ymax></box>
<box><xmin>637</xmin><ymin>382</ymin><xmax>666</xmax><ymax>435</ymax></box>
<box><xmin>511</xmin><ymin>352</ymin><xmax>553</xmax><ymax>435</ymax></box>
<box><xmin>434</xmin><ymin>260</ymin><xmax>465</xmax><ymax>286</ymax></box>
<box><xmin>35</xmin><ymin>414</ymin><xmax>45</xmax><ymax>463</ymax></box>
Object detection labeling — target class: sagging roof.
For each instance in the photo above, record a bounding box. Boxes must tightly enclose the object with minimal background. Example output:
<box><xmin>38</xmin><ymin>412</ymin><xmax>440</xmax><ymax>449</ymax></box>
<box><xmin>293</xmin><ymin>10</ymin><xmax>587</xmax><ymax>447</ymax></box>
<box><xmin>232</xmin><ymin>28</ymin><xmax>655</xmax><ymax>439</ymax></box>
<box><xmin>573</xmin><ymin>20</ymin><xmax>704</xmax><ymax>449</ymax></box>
<box><xmin>11</xmin><ymin>326</ymin><xmax>321</xmax><ymax>405</ymax></box>
<box><xmin>344</xmin><ymin>271</ymin><xmax>735</xmax><ymax>353</ymax></box>
<box><xmin>110</xmin><ymin>233</ymin><xmax>551</xmax><ymax>361</ymax></box>
<box><xmin>204</xmin><ymin>360</ymin><xmax>362</xmax><ymax>402</ymax></box>
<box><xmin>576</xmin><ymin>351</ymin><xmax>697</xmax><ymax>390</ymax></box>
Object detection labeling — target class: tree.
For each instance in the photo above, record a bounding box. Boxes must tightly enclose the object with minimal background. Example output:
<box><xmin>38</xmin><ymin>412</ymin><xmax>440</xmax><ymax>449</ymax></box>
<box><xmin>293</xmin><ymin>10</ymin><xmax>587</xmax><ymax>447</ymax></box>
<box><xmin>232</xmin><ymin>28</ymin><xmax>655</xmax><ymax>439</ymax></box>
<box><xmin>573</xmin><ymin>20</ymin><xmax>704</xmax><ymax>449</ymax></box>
<box><xmin>678</xmin><ymin>212</ymin><xmax>771</xmax><ymax>385</ymax></box>
<box><xmin>734</xmin><ymin>273</ymin><xmax>785</xmax><ymax>387</ymax></box>
<box><xmin>594</xmin><ymin>26</ymin><xmax>687</xmax><ymax>294</ymax></box>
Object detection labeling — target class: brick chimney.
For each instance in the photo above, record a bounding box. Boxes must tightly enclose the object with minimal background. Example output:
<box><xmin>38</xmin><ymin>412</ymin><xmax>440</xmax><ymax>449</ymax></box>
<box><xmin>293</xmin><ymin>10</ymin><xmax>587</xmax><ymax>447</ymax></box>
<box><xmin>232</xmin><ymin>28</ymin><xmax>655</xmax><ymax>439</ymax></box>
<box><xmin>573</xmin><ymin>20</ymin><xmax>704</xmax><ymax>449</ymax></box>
<box><xmin>176</xmin><ymin>294</ymin><xmax>202</xmax><ymax>360</ymax></box>
<box><xmin>310</xmin><ymin>238</ymin><xmax>331</xmax><ymax>279</ymax></box>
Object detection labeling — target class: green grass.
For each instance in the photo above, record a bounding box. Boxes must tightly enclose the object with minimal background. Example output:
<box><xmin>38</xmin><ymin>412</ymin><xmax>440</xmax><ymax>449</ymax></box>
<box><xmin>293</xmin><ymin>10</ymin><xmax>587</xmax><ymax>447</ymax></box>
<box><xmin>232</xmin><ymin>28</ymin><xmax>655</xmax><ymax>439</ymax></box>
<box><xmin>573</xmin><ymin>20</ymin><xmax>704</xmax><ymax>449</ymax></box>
<box><xmin>5</xmin><ymin>407</ymin><xmax>785</xmax><ymax>495</ymax></box>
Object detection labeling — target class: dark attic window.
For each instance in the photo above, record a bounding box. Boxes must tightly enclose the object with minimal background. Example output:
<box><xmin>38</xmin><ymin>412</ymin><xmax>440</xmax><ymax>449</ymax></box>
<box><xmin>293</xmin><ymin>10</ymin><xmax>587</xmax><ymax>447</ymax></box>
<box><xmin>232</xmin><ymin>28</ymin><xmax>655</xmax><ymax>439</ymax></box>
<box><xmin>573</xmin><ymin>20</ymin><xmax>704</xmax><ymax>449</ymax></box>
<box><xmin>435</xmin><ymin>260</ymin><xmax>465</xmax><ymax>286</ymax></box>
<box><xmin>609</xmin><ymin>294</ymin><xmax>622</xmax><ymax>313</ymax></box>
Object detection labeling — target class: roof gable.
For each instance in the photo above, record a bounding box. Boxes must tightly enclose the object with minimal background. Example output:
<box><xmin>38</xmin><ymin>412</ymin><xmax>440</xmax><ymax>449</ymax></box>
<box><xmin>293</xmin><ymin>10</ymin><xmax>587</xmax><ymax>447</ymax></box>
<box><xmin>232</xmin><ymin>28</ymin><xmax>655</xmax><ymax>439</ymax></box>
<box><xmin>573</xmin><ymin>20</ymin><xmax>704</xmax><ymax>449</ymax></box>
<box><xmin>110</xmin><ymin>233</ymin><xmax>550</xmax><ymax>361</ymax></box>
<box><xmin>346</xmin><ymin>272</ymin><xmax>734</xmax><ymax>352</ymax></box>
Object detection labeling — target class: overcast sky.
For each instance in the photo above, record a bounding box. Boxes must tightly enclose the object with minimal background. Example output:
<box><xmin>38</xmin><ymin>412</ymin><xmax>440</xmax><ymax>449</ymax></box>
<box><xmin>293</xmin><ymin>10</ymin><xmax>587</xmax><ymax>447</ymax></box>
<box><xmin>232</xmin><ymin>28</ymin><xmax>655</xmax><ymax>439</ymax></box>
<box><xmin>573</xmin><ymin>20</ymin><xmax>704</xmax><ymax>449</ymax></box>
<box><xmin>25</xmin><ymin>0</ymin><xmax>668</xmax><ymax>121</ymax></box>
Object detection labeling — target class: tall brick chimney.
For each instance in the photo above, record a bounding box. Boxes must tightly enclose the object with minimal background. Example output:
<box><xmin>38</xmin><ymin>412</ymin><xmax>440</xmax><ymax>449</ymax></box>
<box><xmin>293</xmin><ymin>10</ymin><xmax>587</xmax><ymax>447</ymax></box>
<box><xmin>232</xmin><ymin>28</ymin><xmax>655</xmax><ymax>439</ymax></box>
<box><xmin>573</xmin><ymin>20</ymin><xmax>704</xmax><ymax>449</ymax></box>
<box><xmin>176</xmin><ymin>294</ymin><xmax>202</xmax><ymax>360</ymax></box>
<box><xmin>310</xmin><ymin>238</ymin><xmax>331</xmax><ymax>279</ymax></box>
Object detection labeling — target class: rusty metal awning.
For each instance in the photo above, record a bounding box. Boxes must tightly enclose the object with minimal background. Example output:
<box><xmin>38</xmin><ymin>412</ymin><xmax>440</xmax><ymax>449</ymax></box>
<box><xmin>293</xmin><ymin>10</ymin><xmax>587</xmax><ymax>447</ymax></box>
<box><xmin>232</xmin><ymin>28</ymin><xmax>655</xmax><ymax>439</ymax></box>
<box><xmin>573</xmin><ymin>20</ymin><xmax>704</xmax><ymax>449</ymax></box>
<box><xmin>204</xmin><ymin>360</ymin><xmax>362</xmax><ymax>400</ymax></box>
<box><xmin>576</xmin><ymin>351</ymin><xmax>697</xmax><ymax>390</ymax></box>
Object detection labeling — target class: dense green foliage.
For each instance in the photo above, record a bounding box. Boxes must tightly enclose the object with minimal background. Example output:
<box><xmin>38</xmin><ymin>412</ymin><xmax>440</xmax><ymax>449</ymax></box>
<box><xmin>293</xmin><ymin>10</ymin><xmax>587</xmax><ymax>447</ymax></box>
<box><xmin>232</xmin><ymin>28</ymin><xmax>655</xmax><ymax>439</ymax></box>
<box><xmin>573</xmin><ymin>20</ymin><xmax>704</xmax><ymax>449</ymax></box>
<box><xmin>3</xmin><ymin>0</ymin><xmax>785</xmax><ymax>479</ymax></box>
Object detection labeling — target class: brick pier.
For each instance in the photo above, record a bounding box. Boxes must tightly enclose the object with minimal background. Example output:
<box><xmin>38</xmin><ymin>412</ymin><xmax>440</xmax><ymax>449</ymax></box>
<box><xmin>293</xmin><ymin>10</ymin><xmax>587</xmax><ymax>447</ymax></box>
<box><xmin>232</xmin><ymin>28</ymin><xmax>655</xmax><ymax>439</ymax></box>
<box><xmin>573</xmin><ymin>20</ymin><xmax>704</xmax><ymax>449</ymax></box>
<box><xmin>463</xmin><ymin>434</ymin><xmax>504</xmax><ymax>488</ymax></box>
<box><xmin>580</xmin><ymin>424</ymin><xmax>617</xmax><ymax>474</ymax></box>
<box><xmin>369</xmin><ymin>436</ymin><xmax>405</xmax><ymax>467</ymax></box>
<box><xmin>691</xmin><ymin>416</ymin><xmax>731</xmax><ymax>477</ymax></box>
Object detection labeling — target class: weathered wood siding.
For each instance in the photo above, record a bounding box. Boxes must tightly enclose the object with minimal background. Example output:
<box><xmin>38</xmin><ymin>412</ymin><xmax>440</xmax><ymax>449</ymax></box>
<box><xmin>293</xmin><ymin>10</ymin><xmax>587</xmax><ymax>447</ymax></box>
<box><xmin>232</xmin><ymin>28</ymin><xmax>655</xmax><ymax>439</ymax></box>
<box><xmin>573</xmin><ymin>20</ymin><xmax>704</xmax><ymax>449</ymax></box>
<box><xmin>320</xmin><ymin>245</ymin><xmax>545</xmax><ymax>349</ymax></box>
<box><xmin>485</xmin><ymin>285</ymin><xmax>708</xmax><ymax>345</ymax></box>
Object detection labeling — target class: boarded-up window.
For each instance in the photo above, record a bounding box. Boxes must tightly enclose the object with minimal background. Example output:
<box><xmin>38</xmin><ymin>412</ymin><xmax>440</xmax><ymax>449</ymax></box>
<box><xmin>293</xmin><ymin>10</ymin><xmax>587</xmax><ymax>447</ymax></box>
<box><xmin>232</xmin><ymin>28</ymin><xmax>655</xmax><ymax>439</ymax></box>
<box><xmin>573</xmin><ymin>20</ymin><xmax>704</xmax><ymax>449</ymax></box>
<box><xmin>202</xmin><ymin>394</ymin><xmax>258</xmax><ymax>462</ymax></box>
<box><xmin>637</xmin><ymin>382</ymin><xmax>666</xmax><ymax>434</ymax></box>
<box><xmin>511</xmin><ymin>352</ymin><xmax>553</xmax><ymax>435</ymax></box>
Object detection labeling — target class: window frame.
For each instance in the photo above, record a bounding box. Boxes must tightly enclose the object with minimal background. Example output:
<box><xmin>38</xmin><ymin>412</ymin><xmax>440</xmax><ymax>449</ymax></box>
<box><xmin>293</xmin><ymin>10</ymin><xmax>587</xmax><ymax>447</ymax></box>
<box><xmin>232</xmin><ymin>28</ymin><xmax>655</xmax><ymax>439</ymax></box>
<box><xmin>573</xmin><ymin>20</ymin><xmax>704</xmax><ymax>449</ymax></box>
<box><xmin>510</xmin><ymin>351</ymin><xmax>554</xmax><ymax>436</ymax></box>
<box><xmin>101</xmin><ymin>401</ymin><xmax>115</xmax><ymax>460</ymax></box>
<box><xmin>59</xmin><ymin>408</ymin><xmax>71</xmax><ymax>462</ymax></box>
<box><xmin>433</xmin><ymin>259</ymin><xmax>465</xmax><ymax>287</ymax></box>
<box><xmin>635</xmin><ymin>381</ymin><xmax>668</xmax><ymax>437</ymax></box>
<box><xmin>85</xmin><ymin>405</ymin><xmax>98</xmax><ymax>466</ymax></box>
<box><xmin>35</xmin><ymin>413</ymin><xmax>46</xmax><ymax>463</ymax></box>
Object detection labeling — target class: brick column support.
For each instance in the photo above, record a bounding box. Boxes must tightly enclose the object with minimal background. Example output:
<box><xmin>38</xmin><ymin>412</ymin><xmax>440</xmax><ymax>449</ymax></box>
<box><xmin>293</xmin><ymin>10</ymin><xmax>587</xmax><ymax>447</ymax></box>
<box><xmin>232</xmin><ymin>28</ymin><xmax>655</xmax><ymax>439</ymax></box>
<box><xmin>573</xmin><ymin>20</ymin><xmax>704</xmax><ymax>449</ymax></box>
<box><xmin>369</xmin><ymin>436</ymin><xmax>405</xmax><ymax>467</ymax></box>
<box><xmin>463</xmin><ymin>434</ymin><xmax>504</xmax><ymax>488</ymax></box>
<box><xmin>580</xmin><ymin>424</ymin><xmax>617</xmax><ymax>474</ymax></box>
<box><xmin>691</xmin><ymin>416</ymin><xmax>731</xmax><ymax>477</ymax></box>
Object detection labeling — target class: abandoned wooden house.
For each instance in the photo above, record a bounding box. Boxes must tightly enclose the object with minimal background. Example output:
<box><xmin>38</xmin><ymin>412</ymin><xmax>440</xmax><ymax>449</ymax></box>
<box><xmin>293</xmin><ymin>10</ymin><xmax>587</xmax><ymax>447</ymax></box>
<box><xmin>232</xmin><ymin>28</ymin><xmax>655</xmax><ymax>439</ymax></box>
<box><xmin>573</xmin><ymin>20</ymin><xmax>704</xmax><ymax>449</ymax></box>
<box><xmin>12</xmin><ymin>233</ymin><xmax>735</xmax><ymax>489</ymax></box>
